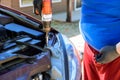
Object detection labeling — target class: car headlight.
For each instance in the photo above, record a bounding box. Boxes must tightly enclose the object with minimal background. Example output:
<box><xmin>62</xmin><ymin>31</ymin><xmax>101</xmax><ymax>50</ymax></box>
<box><xmin>49</xmin><ymin>33</ymin><xmax>81</xmax><ymax>80</ymax></box>
<box><xmin>62</xmin><ymin>34</ymin><xmax>82</xmax><ymax>80</ymax></box>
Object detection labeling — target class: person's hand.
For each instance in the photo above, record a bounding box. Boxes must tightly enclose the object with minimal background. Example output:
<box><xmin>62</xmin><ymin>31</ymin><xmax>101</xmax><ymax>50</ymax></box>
<box><xmin>95</xmin><ymin>43</ymin><xmax>120</xmax><ymax>64</ymax></box>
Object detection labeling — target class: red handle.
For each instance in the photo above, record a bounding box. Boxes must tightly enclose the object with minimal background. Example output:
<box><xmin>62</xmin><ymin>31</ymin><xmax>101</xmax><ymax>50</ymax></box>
<box><xmin>42</xmin><ymin>0</ymin><xmax>52</xmax><ymax>14</ymax></box>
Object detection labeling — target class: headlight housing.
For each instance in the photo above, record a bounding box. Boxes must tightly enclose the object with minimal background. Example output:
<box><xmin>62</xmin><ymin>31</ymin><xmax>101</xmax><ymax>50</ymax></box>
<box><xmin>62</xmin><ymin>34</ymin><xmax>82</xmax><ymax>80</ymax></box>
<box><xmin>49</xmin><ymin>33</ymin><xmax>81</xmax><ymax>80</ymax></box>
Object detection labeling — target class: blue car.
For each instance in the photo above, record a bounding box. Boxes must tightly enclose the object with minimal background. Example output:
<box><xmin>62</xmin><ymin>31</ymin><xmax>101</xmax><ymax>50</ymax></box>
<box><xmin>0</xmin><ymin>5</ymin><xmax>81</xmax><ymax>80</ymax></box>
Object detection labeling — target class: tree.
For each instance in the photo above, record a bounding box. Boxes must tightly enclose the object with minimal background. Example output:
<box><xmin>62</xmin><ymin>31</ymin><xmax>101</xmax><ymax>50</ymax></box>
<box><xmin>66</xmin><ymin>0</ymin><xmax>72</xmax><ymax>22</ymax></box>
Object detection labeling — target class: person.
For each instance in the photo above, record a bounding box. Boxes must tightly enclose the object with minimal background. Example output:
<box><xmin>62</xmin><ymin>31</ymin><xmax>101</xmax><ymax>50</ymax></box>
<box><xmin>80</xmin><ymin>0</ymin><xmax>120</xmax><ymax>80</ymax></box>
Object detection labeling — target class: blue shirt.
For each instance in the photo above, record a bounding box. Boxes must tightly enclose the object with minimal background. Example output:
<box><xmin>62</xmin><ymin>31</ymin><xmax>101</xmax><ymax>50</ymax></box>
<box><xmin>80</xmin><ymin>0</ymin><xmax>120</xmax><ymax>51</ymax></box>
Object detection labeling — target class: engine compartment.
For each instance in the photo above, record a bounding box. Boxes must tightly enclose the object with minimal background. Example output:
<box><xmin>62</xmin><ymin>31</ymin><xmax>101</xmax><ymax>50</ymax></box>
<box><xmin>0</xmin><ymin>13</ymin><xmax>52</xmax><ymax>79</ymax></box>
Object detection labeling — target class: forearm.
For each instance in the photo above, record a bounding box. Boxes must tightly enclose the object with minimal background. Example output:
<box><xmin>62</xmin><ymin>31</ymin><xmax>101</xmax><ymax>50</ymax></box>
<box><xmin>116</xmin><ymin>42</ymin><xmax>120</xmax><ymax>55</ymax></box>
<box><xmin>95</xmin><ymin>42</ymin><xmax>120</xmax><ymax>64</ymax></box>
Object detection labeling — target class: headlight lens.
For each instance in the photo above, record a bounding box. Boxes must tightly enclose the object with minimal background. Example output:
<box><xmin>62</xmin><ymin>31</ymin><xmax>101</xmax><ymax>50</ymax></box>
<box><xmin>48</xmin><ymin>34</ymin><xmax>81</xmax><ymax>80</ymax></box>
<box><xmin>62</xmin><ymin>35</ymin><xmax>82</xmax><ymax>80</ymax></box>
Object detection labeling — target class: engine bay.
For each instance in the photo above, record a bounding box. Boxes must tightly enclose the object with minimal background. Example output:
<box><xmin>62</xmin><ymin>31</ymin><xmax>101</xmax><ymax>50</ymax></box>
<box><xmin>0</xmin><ymin>13</ymin><xmax>53</xmax><ymax>79</ymax></box>
<box><xmin>0</xmin><ymin>5</ymin><xmax>82</xmax><ymax>80</ymax></box>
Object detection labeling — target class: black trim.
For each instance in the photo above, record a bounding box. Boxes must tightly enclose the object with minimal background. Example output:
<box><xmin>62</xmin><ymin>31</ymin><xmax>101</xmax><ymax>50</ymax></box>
<box><xmin>58</xmin><ymin>33</ymin><xmax>69</xmax><ymax>80</ymax></box>
<box><xmin>0</xmin><ymin>8</ymin><xmax>42</xmax><ymax>29</ymax></box>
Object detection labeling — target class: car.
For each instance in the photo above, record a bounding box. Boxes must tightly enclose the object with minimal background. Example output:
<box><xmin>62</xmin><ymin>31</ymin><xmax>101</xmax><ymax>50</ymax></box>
<box><xmin>0</xmin><ymin>5</ymin><xmax>81</xmax><ymax>80</ymax></box>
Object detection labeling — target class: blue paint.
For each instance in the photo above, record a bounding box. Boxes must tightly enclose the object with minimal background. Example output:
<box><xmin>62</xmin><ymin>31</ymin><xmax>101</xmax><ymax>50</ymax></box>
<box><xmin>5</xmin><ymin>23</ymin><xmax>43</xmax><ymax>37</ymax></box>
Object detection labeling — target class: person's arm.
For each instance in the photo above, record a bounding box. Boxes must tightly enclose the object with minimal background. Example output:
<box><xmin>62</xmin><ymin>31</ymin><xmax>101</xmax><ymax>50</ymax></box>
<box><xmin>95</xmin><ymin>42</ymin><xmax>120</xmax><ymax>64</ymax></box>
<box><xmin>116</xmin><ymin>42</ymin><xmax>120</xmax><ymax>55</ymax></box>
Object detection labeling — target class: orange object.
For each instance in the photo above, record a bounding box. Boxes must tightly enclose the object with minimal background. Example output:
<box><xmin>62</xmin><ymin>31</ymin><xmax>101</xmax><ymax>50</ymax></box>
<box><xmin>42</xmin><ymin>0</ymin><xmax>52</xmax><ymax>14</ymax></box>
<box><xmin>35</xmin><ymin>9</ymin><xmax>40</xmax><ymax>15</ymax></box>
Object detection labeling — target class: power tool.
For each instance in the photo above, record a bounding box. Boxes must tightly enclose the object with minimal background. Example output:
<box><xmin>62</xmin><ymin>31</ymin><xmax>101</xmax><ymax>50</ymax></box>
<box><xmin>33</xmin><ymin>0</ymin><xmax>52</xmax><ymax>46</ymax></box>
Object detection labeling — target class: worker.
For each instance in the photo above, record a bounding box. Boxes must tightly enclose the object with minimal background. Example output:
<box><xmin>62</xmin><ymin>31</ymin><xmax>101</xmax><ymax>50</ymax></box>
<box><xmin>80</xmin><ymin>0</ymin><xmax>120</xmax><ymax>80</ymax></box>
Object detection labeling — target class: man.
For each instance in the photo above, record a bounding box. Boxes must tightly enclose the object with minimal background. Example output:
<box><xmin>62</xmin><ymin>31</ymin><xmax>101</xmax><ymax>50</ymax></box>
<box><xmin>80</xmin><ymin>0</ymin><xmax>120</xmax><ymax>80</ymax></box>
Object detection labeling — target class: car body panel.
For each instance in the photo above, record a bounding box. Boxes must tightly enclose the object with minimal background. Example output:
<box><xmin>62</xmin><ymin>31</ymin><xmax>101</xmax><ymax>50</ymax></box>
<box><xmin>0</xmin><ymin>4</ymin><xmax>81</xmax><ymax>80</ymax></box>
